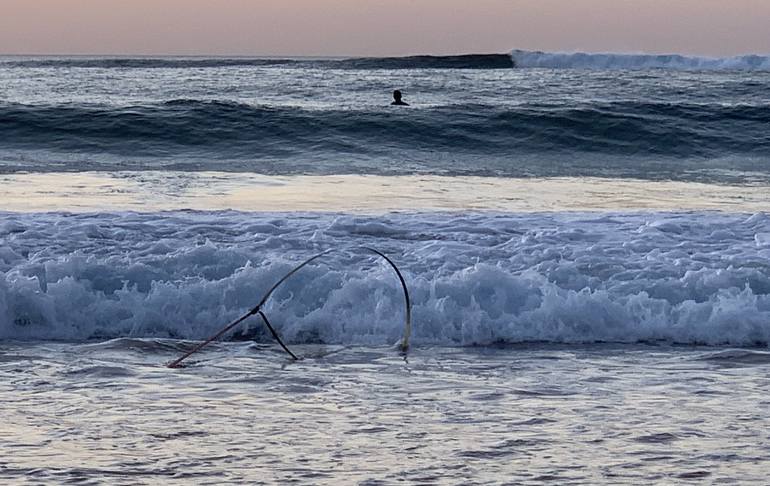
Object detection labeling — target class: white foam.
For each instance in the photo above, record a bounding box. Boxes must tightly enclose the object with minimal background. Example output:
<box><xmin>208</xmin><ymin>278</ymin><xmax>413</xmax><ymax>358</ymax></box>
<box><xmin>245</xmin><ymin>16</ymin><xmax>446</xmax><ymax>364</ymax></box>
<box><xmin>1</xmin><ymin>211</ymin><xmax>769</xmax><ymax>346</ymax></box>
<box><xmin>511</xmin><ymin>49</ymin><xmax>770</xmax><ymax>71</ymax></box>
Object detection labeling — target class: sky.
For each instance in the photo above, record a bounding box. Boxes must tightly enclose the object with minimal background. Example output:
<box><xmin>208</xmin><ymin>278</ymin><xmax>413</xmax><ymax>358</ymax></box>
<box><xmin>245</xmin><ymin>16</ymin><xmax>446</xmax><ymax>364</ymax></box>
<box><xmin>1</xmin><ymin>0</ymin><xmax>769</xmax><ymax>57</ymax></box>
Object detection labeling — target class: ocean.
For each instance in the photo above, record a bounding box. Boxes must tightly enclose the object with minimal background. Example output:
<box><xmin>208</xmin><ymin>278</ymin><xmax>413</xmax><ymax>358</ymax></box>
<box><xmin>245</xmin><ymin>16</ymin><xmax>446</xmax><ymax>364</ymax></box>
<box><xmin>1</xmin><ymin>50</ymin><xmax>770</xmax><ymax>484</ymax></box>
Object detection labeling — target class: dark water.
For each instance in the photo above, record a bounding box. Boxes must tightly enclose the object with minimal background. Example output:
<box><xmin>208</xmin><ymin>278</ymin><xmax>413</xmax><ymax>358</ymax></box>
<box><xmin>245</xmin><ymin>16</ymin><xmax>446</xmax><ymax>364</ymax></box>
<box><xmin>1</xmin><ymin>54</ymin><xmax>769</xmax><ymax>182</ymax></box>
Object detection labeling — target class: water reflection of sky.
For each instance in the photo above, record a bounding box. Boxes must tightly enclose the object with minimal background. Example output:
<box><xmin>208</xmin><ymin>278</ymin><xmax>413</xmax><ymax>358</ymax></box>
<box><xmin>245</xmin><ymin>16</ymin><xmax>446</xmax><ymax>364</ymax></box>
<box><xmin>2</xmin><ymin>172</ymin><xmax>769</xmax><ymax>213</ymax></box>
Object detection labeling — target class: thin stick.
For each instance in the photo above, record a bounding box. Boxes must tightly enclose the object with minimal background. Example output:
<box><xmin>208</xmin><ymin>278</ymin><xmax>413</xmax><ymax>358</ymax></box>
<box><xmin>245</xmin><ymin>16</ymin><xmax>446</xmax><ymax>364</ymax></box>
<box><xmin>166</xmin><ymin>247</ymin><xmax>411</xmax><ymax>368</ymax></box>
<box><xmin>258</xmin><ymin>310</ymin><xmax>299</xmax><ymax>360</ymax></box>
<box><xmin>166</xmin><ymin>309</ymin><xmax>259</xmax><ymax>368</ymax></box>
<box><xmin>359</xmin><ymin>247</ymin><xmax>412</xmax><ymax>352</ymax></box>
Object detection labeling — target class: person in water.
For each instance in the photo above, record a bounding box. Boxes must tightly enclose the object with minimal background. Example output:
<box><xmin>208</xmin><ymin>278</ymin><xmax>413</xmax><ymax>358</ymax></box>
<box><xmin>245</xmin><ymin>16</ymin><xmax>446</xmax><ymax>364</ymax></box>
<box><xmin>391</xmin><ymin>90</ymin><xmax>409</xmax><ymax>106</ymax></box>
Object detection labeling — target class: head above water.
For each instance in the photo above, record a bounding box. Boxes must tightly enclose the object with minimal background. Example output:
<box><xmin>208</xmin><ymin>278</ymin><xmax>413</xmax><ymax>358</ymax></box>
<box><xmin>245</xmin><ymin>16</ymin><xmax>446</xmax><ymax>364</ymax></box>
<box><xmin>391</xmin><ymin>89</ymin><xmax>409</xmax><ymax>106</ymax></box>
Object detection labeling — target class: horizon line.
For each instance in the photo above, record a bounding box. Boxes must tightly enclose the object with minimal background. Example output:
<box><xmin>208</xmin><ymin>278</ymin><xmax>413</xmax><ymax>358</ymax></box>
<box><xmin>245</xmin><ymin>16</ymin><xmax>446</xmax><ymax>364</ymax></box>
<box><xmin>1</xmin><ymin>49</ymin><xmax>769</xmax><ymax>59</ymax></box>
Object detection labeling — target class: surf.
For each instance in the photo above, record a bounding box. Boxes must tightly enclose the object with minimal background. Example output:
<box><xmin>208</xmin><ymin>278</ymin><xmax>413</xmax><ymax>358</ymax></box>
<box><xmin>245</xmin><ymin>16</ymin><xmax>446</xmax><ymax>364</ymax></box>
<box><xmin>2</xmin><ymin>210</ymin><xmax>770</xmax><ymax>348</ymax></box>
<box><xmin>511</xmin><ymin>49</ymin><xmax>770</xmax><ymax>70</ymax></box>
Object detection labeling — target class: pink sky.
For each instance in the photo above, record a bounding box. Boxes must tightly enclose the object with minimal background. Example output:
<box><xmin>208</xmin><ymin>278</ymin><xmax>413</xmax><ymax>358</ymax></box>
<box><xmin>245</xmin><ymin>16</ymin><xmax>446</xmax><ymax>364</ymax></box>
<box><xmin>2</xmin><ymin>0</ymin><xmax>769</xmax><ymax>56</ymax></box>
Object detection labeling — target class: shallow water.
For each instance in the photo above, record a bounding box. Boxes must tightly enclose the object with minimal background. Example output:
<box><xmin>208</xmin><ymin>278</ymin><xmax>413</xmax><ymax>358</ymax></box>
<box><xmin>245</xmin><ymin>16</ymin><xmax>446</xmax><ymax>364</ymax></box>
<box><xmin>2</xmin><ymin>341</ymin><xmax>769</xmax><ymax>485</ymax></box>
<box><xmin>2</xmin><ymin>172</ymin><xmax>770</xmax><ymax>212</ymax></box>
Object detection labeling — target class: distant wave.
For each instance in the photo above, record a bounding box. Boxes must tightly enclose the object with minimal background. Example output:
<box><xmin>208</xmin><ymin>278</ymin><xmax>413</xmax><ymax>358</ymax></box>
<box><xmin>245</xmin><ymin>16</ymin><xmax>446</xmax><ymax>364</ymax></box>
<box><xmin>1</xmin><ymin>54</ymin><xmax>513</xmax><ymax>70</ymax></box>
<box><xmin>0</xmin><ymin>58</ymin><xmax>302</xmax><ymax>69</ymax></box>
<box><xmin>511</xmin><ymin>49</ymin><xmax>770</xmax><ymax>70</ymax></box>
<box><xmin>5</xmin><ymin>52</ymin><xmax>770</xmax><ymax>70</ymax></box>
<box><xmin>1</xmin><ymin>100</ymin><xmax>769</xmax><ymax>178</ymax></box>
<box><xmin>358</xmin><ymin>51</ymin><xmax>770</xmax><ymax>70</ymax></box>
<box><xmin>331</xmin><ymin>54</ymin><xmax>514</xmax><ymax>69</ymax></box>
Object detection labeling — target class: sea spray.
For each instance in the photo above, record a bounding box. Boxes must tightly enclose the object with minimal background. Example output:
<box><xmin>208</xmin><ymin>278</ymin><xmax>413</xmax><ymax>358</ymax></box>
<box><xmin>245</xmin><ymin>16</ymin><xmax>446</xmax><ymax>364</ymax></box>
<box><xmin>2</xmin><ymin>211</ymin><xmax>769</xmax><ymax>346</ymax></box>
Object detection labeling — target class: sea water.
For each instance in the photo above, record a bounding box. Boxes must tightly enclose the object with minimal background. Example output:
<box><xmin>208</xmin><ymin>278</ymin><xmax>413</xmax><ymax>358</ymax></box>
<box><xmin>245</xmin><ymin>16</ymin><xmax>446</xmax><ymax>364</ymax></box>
<box><xmin>1</xmin><ymin>51</ymin><xmax>770</xmax><ymax>484</ymax></box>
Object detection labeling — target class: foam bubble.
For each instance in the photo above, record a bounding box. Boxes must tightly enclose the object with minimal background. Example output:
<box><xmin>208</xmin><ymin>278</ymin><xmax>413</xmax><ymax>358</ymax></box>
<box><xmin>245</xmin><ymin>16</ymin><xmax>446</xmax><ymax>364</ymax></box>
<box><xmin>1</xmin><ymin>211</ymin><xmax>769</xmax><ymax>346</ymax></box>
<box><xmin>512</xmin><ymin>49</ymin><xmax>770</xmax><ymax>71</ymax></box>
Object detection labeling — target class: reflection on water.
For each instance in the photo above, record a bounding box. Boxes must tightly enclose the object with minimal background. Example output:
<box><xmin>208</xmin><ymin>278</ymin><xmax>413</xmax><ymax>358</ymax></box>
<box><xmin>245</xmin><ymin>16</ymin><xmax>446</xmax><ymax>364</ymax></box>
<box><xmin>2</xmin><ymin>172</ymin><xmax>769</xmax><ymax>212</ymax></box>
<box><xmin>1</xmin><ymin>342</ymin><xmax>768</xmax><ymax>485</ymax></box>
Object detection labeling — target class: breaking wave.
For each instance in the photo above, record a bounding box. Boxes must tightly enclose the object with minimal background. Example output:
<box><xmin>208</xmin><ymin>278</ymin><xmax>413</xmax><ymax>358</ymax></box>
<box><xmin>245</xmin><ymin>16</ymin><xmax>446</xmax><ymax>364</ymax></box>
<box><xmin>5</xmin><ymin>51</ymin><xmax>769</xmax><ymax>71</ymax></box>
<box><xmin>511</xmin><ymin>49</ymin><xmax>770</xmax><ymax>70</ymax></box>
<box><xmin>2</xmin><ymin>211</ymin><xmax>770</xmax><ymax>346</ymax></box>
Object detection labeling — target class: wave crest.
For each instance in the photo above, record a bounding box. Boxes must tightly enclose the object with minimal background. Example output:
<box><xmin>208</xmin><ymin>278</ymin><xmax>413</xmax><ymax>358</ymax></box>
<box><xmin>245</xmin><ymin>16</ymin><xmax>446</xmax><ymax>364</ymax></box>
<box><xmin>2</xmin><ymin>54</ymin><xmax>513</xmax><ymax>70</ymax></box>
<box><xmin>2</xmin><ymin>100</ymin><xmax>769</xmax><ymax>179</ymax></box>
<box><xmin>2</xmin><ymin>211</ymin><xmax>770</xmax><ymax>347</ymax></box>
<box><xmin>511</xmin><ymin>49</ymin><xmax>770</xmax><ymax>70</ymax></box>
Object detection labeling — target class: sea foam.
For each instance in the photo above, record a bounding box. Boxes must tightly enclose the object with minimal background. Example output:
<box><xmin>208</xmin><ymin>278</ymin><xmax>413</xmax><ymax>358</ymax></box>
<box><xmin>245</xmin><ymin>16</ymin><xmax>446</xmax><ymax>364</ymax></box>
<box><xmin>511</xmin><ymin>49</ymin><xmax>770</xmax><ymax>70</ymax></box>
<box><xmin>2</xmin><ymin>211</ymin><xmax>769</xmax><ymax>346</ymax></box>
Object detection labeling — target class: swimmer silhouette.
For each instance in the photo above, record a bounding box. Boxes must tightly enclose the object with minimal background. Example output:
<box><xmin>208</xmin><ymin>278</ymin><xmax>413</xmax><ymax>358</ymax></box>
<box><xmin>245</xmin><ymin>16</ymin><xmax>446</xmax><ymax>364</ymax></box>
<box><xmin>391</xmin><ymin>90</ymin><xmax>409</xmax><ymax>106</ymax></box>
